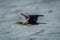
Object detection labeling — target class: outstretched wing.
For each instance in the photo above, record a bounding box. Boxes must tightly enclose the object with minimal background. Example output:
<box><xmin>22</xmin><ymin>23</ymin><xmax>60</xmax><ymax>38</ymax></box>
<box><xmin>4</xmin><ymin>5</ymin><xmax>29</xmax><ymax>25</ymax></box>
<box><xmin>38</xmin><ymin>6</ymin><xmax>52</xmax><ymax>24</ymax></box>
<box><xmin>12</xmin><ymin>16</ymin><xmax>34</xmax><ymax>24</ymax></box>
<box><xmin>28</xmin><ymin>15</ymin><xmax>44</xmax><ymax>24</ymax></box>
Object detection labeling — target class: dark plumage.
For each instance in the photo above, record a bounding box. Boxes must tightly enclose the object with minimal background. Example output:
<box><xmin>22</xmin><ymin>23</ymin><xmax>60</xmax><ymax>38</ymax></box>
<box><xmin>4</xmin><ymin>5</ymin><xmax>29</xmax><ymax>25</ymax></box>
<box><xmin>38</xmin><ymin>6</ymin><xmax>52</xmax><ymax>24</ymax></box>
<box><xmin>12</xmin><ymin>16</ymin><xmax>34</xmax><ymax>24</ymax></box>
<box><xmin>28</xmin><ymin>15</ymin><xmax>44</xmax><ymax>25</ymax></box>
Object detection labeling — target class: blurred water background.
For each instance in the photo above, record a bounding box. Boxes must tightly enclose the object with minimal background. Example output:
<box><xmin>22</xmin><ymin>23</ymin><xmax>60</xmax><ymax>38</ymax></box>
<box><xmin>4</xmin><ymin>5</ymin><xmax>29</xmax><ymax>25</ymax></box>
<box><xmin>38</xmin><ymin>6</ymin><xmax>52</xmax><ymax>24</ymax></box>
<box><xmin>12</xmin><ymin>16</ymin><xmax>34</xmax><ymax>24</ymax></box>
<box><xmin>0</xmin><ymin>0</ymin><xmax>60</xmax><ymax>40</ymax></box>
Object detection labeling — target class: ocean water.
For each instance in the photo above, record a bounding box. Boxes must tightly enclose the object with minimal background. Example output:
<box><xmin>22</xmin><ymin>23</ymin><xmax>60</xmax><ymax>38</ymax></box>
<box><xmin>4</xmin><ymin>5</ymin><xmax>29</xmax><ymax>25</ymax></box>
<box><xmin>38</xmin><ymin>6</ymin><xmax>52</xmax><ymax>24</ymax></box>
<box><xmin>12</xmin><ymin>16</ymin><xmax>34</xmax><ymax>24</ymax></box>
<box><xmin>0</xmin><ymin>0</ymin><xmax>60</xmax><ymax>40</ymax></box>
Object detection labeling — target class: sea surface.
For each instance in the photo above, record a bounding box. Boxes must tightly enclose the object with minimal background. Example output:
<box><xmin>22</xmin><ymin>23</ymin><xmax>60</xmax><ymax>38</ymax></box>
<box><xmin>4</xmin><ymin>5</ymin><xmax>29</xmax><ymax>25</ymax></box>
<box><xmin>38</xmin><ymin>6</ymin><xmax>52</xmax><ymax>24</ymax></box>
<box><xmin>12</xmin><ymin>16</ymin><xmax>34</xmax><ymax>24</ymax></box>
<box><xmin>0</xmin><ymin>0</ymin><xmax>60</xmax><ymax>40</ymax></box>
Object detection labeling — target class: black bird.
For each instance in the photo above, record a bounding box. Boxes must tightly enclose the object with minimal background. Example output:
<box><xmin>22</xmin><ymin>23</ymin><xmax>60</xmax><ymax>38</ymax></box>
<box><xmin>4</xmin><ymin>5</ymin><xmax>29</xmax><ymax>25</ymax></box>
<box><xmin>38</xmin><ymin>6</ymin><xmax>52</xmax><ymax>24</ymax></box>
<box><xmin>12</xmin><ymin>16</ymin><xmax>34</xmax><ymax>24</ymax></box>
<box><xmin>16</xmin><ymin>13</ymin><xmax>44</xmax><ymax>25</ymax></box>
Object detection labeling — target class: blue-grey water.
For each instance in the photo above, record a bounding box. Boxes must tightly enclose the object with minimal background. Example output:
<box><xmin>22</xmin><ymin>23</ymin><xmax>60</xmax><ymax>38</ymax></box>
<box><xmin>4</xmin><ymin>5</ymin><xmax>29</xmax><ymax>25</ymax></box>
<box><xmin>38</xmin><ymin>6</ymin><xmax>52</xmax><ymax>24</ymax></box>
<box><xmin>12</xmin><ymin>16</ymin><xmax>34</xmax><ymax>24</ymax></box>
<box><xmin>0</xmin><ymin>0</ymin><xmax>60</xmax><ymax>40</ymax></box>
